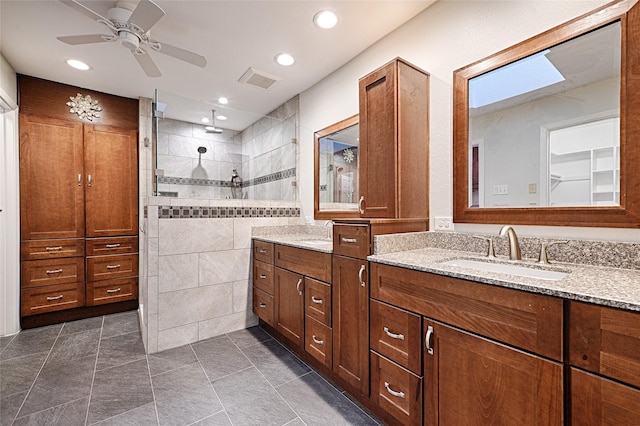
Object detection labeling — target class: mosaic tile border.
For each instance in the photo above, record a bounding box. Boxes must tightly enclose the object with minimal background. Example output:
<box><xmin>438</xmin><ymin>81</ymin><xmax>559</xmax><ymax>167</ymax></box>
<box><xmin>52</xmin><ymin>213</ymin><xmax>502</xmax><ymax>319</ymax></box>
<box><xmin>157</xmin><ymin>168</ymin><xmax>296</xmax><ymax>188</ymax></box>
<box><xmin>158</xmin><ymin>205</ymin><xmax>301</xmax><ymax>219</ymax></box>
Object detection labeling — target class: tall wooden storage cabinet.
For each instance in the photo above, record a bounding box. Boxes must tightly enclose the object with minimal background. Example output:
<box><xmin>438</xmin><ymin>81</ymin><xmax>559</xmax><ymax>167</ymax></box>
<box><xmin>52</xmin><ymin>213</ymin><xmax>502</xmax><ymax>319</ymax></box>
<box><xmin>18</xmin><ymin>75</ymin><xmax>139</xmax><ymax>326</ymax></box>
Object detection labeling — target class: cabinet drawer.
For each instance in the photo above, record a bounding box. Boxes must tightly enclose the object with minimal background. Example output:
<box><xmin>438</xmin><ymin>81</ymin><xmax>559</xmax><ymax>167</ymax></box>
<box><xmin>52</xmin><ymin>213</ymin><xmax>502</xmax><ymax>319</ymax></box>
<box><xmin>370</xmin><ymin>299</ymin><xmax>422</xmax><ymax>374</ymax></box>
<box><xmin>20</xmin><ymin>239</ymin><xmax>84</xmax><ymax>260</ymax></box>
<box><xmin>253</xmin><ymin>260</ymin><xmax>274</xmax><ymax>295</ymax></box>
<box><xmin>370</xmin><ymin>351</ymin><xmax>422</xmax><ymax>426</ymax></box>
<box><xmin>370</xmin><ymin>262</ymin><xmax>564</xmax><ymax>361</ymax></box>
<box><xmin>569</xmin><ymin>301</ymin><xmax>640</xmax><ymax>389</ymax></box>
<box><xmin>274</xmin><ymin>244</ymin><xmax>331</xmax><ymax>282</ymax></box>
<box><xmin>333</xmin><ymin>224</ymin><xmax>370</xmax><ymax>259</ymax></box>
<box><xmin>305</xmin><ymin>278</ymin><xmax>331</xmax><ymax>327</ymax></box>
<box><xmin>305</xmin><ymin>316</ymin><xmax>333</xmax><ymax>368</ymax></box>
<box><xmin>21</xmin><ymin>257</ymin><xmax>84</xmax><ymax>289</ymax></box>
<box><xmin>86</xmin><ymin>277</ymin><xmax>137</xmax><ymax>306</ymax></box>
<box><xmin>21</xmin><ymin>282</ymin><xmax>85</xmax><ymax>316</ymax></box>
<box><xmin>86</xmin><ymin>236</ymin><xmax>138</xmax><ymax>256</ymax></box>
<box><xmin>253</xmin><ymin>240</ymin><xmax>274</xmax><ymax>264</ymax></box>
<box><xmin>87</xmin><ymin>254</ymin><xmax>138</xmax><ymax>282</ymax></box>
<box><xmin>253</xmin><ymin>287</ymin><xmax>275</xmax><ymax>327</ymax></box>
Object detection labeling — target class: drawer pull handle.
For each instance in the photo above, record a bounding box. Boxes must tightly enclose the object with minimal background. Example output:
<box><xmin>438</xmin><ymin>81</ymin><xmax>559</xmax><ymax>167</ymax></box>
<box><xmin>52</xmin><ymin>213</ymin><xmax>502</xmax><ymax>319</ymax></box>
<box><xmin>105</xmin><ymin>243</ymin><xmax>121</xmax><ymax>248</ymax></box>
<box><xmin>425</xmin><ymin>325</ymin><xmax>434</xmax><ymax>355</ymax></box>
<box><xmin>311</xmin><ymin>296</ymin><xmax>323</xmax><ymax>305</ymax></box>
<box><xmin>45</xmin><ymin>246</ymin><xmax>63</xmax><ymax>251</ymax></box>
<box><xmin>259</xmin><ymin>303</ymin><xmax>267</xmax><ymax>308</ymax></box>
<box><xmin>296</xmin><ymin>278</ymin><xmax>303</xmax><ymax>296</ymax></box>
<box><xmin>106</xmin><ymin>264</ymin><xmax>121</xmax><ymax>270</ymax></box>
<box><xmin>312</xmin><ymin>335</ymin><xmax>324</xmax><ymax>345</ymax></box>
<box><xmin>46</xmin><ymin>269</ymin><xmax>63</xmax><ymax>274</ymax></box>
<box><xmin>106</xmin><ymin>288</ymin><xmax>121</xmax><ymax>294</ymax></box>
<box><xmin>384</xmin><ymin>382</ymin><xmax>405</xmax><ymax>399</ymax></box>
<box><xmin>258</xmin><ymin>249</ymin><xmax>267</xmax><ymax>254</ymax></box>
<box><xmin>341</xmin><ymin>237</ymin><xmax>358</xmax><ymax>244</ymax></box>
<box><xmin>87</xmin><ymin>174</ymin><xmax>93</xmax><ymax>187</ymax></box>
<box><xmin>358</xmin><ymin>195</ymin><xmax>365</xmax><ymax>214</ymax></box>
<box><xmin>259</xmin><ymin>274</ymin><xmax>267</xmax><ymax>279</ymax></box>
<box><xmin>358</xmin><ymin>265</ymin><xmax>366</xmax><ymax>287</ymax></box>
<box><xmin>46</xmin><ymin>295</ymin><xmax>64</xmax><ymax>301</ymax></box>
<box><xmin>383</xmin><ymin>327</ymin><xmax>405</xmax><ymax>341</ymax></box>
<box><xmin>77</xmin><ymin>174</ymin><xmax>82</xmax><ymax>186</ymax></box>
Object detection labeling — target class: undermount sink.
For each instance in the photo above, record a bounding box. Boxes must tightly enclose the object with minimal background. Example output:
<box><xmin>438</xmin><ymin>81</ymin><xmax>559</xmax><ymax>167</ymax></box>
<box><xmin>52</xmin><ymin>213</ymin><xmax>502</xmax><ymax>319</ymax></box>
<box><xmin>440</xmin><ymin>258</ymin><xmax>569</xmax><ymax>281</ymax></box>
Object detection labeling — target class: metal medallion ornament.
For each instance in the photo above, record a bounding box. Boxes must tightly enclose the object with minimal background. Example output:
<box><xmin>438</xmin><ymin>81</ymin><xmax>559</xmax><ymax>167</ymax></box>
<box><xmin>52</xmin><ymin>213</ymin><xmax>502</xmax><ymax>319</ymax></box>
<box><xmin>343</xmin><ymin>148</ymin><xmax>355</xmax><ymax>163</ymax></box>
<box><xmin>66</xmin><ymin>93</ymin><xmax>102</xmax><ymax>121</ymax></box>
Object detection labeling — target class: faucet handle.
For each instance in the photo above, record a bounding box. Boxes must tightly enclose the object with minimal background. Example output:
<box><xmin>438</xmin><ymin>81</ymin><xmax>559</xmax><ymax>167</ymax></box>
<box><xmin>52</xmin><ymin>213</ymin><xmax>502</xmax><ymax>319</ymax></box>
<box><xmin>473</xmin><ymin>236</ymin><xmax>496</xmax><ymax>258</ymax></box>
<box><xmin>538</xmin><ymin>240</ymin><xmax>568</xmax><ymax>264</ymax></box>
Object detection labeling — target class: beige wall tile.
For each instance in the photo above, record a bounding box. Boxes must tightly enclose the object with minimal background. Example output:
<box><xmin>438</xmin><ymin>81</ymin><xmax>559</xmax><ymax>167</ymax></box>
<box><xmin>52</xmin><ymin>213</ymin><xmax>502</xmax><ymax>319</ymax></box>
<box><xmin>158</xmin><ymin>253</ymin><xmax>198</xmax><ymax>293</ymax></box>
<box><xmin>199</xmin><ymin>249</ymin><xmax>250</xmax><ymax>286</ymax></box>
<box><xmin>157</xmin><ymin>283</ymin><xmax>233</xmax><ymax>330</ymax></box>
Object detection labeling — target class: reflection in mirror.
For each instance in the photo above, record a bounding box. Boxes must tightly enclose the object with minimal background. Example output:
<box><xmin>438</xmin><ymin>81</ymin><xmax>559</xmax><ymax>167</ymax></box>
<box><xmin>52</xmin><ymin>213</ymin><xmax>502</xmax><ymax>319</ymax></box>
<box><xmin>468</xmin><ymin>22</ymin><xmax>620</xmax><ymax>208</ymax></box>
<box><xmin>314</xmin><ymin>115</ymin><xmax>360</xmax><ymax>219</ymax></box>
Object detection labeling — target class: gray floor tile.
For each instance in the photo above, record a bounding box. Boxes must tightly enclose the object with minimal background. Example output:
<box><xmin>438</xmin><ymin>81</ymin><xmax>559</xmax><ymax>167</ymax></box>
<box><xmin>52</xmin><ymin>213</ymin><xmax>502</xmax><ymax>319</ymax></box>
<box><xmin>91</xmin><ymin>402</ymin><xmax>158</xmax><ymax>426</ymax></box>
<box><xmin>13</xmin><ymin>397</ymin><xmax>89</xmax><ymax>426</ymax></box>
<box><xmin>227</xmin><ymin>326</ymin><xmax>273</xmax><ymax>349</ymax></box>
<box><xmin>147</xmin><ymin>345</ymin><xmax>197</xmax><ymax>377</ymax></box>
<box><xmin>283</xmin><ymin>418</ymin><xmax>306</xmax><ymax>426</ymax></box>
<box><xmin>0</xmin><ymin>335</ymin><xmax>16</xmax><ymax>353</ymax></box>
<box><xmin>190</xmin><ymin>411</ymin><xmax>232</xmax><ymax>425</ymax></box>
<box><xmin>192</xmin><ymin>336</ymin><xmax>251</xmax><ymax>381</ymax></box>
<box><xmin>0</xmin><ymin>325</ymin><xmax>61</xmax><ymax>361</ymax></box>
<box><xmin>95</xmin><ymin>332</ymin><xmax>146</xmax><ymax>371</ymax></box>
<box><xmin>276</xmin><ymin>372</ymin><xmax>380</xmax><ymax>426</ymax></box>
<box><xmin>87</xmin><ymin>359</ymin><xmax>154</xmax><ymax>424</ymax></box>
<box><xmin>60</xmin><ymin>316</ymin><xmax>104</xmax><ymax>336</ymax></box>
<box><xmin>44</xmin><ymin>329</ymin><xmax>101</xmax><ymax>368</ymax></box>
<box><xmin>242</xmin><ymin>338</ymin><xmax>310</xmax><ymax>387</ymax></box>
<box><xmin>101</xmin><ymin>311</ymin><xmax>140</xmax><ymax>339</ymax></box>
<box><xmin>17</xmin><ymin>355</ymin><xmax>95</xmax><ymax>418</ymax></box>
<box><xmin>0</xmin><ymin>352</ymin><xmax>48</xmax><ymax>396</ymax></box>
<box><xmin>212</xmin><ymin>367</ymin><xmax>297</xmax><ymax>426</ymax></box>
<box><xmin>0</xmin><ymin>391</ymin><xmax>28</xmax><ymax>426</ymax></box>
<box><xmin>152</xmin><ymin>363</ymin><xmax>222</xmax><ymax>426</ymax></box>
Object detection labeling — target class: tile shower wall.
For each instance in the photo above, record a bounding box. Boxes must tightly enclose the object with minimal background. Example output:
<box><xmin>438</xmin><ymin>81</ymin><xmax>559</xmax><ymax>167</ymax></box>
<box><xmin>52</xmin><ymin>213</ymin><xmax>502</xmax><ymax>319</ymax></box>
<box><xmin>142</xmin><ymin>198</ymin><xmax>303</xmax><ymax>353</ymax></box>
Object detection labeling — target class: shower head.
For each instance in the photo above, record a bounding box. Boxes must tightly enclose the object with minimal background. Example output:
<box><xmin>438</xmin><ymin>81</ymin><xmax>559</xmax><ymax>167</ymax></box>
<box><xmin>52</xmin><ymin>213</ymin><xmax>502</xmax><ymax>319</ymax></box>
<box><xmin>197</xmin><ymin>146</ymin><xmax>207</xmax><ymax>154</ymax></box>
<box><xmin>205</xmin><ymin>109</ymin><xmax>224</xmax><ymax>134</ymax></box>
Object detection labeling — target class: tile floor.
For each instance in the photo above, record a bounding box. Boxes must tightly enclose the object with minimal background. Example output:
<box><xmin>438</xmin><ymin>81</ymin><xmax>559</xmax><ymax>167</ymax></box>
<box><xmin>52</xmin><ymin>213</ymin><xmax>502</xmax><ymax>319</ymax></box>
<box><xmin>0</xmin><ymin>311</ymin><xmax>381</xmax><ymax>425</ymax></box>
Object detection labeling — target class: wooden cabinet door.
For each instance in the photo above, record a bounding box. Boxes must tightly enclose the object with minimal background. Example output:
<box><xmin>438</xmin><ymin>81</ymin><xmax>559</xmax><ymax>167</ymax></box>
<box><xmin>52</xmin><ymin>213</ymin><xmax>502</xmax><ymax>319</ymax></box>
<box><xmin>359</xmin><ymin>60</ymin><xmax>397</xmax><ymax>218</ymax></box>
<box><xmin>274</xmin><ymin>267</ymin><xmax>304</xmax><ymax>347</ymax></box>
<box><xmin>84</xmin><ymin>125</ymin><xmax>138</xmax><ymax>237</ymax></box>
<box><xmin>332</xmin><ymin>255</ymin><xmax>369</xmax><ymax>395</ymax></box>
<box><xmin>571</xmin><ymin>368</ymin><xmax>640</xmax><ymax>425</ymax></box>
<box><xmin>19</xmin><ymin>115</ymin><xmax>84</xmax><ymax>240</ymax></box>
<box><xmin>424</xmin><ymin>319</ymin><xmax>563</xmax><ymax>425</ymax></box>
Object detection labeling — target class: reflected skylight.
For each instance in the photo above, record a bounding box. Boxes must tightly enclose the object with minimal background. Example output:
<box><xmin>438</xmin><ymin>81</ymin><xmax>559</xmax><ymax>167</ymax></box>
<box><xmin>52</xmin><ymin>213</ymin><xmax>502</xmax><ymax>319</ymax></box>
<box><xmin>469</xmin><ymin>50</ymin><xmax>565</xmax><ymax>109</ymax></box>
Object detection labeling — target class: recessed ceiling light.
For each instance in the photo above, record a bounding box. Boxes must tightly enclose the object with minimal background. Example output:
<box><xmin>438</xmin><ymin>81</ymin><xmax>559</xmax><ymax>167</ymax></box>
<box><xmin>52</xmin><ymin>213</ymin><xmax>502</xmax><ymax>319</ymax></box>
<box><xmin>314</xmin><ymin>10</ymin><xmax>338</xmax><ymax>29</ymax></box>
<box><xmin>66</xmin><ymin>59</ymin><xmax>91</xmax><ymax>70</ymax></box>
<box><xmin>275</xmin><ymin>53</ymin><xmax>295</xmax><ymax>66</ymax></box>
<box><xmin>216</xmin><ymin>115</ymin><xmax>228</xmax><ymax>121</ymax></box>
<box><xmin>201</xmin><ymin>117</ymin><xmax>210</xmax><ymax>123</ymax></box>
<box><xmin>218</xmin><ymin>97</ymin><xmax>228</xmax><ymax>105</ymax></box>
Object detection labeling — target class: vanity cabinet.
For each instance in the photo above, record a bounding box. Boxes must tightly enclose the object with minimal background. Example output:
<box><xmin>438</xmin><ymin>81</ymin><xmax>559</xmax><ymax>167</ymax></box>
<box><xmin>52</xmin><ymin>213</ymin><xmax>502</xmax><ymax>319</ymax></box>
<box><xmin>358</xmin><ymin>57</ymin><xmax>429</xmax><ymax>218</ymax></box>
<box><xmin>252</xmin><ymin>241</ymin><xmax>275</xmax><ymax>327</ymax></box>
<box><xmin>274</xmin><ymin>267</ymin><xmax>305</xmax><ymax>347</ymax></box>
<box><xmin>568</xmin><ymin>302</ymin><xmax>640</xmax><ymax>423</ymax></box>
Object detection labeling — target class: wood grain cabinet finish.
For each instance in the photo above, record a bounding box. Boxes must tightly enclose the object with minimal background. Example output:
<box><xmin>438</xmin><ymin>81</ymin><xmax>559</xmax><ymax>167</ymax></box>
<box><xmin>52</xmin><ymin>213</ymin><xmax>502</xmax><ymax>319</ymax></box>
<box><xmin>358</xmin><ymin>58</ymin><xmax>429</xmax><ymax>219</ymax></box>
<box><xmin>21</xmin><ymin>257</ymin><xmax>84</xmax><ymax>289</ymax></box>
<box><xmin>253</xmin><ymin>260</ymin><xmax>275</xmax><ymax>295</ymax></box>
<box><xmin>21</xmin><ymin>283</ymin><xmax>85</xmax><ymax>316</ymax></box>
<box><xmin>253</xmin><ymin>287</ymin><xmax>275</xmax><ymax>327</ymax></box>
<box><xmin>85</xmin><ymin>236</ymin><xmax>138</xmax><ymax>256</ymax></box>
<box><xmin>86</xmin><ymin>254</ymin><xmax>138</xmax><ymax>282</ymax></box>
<box><xmin>424</xmin><ymin>319</ymin><xmax>564</xmax><ymax>425</ymax></box>
<box><xmin>274</xmin><ymin>244</ymin><xmax>332</xmax><ymax>283</ymax></box>
<box><xmin>332</xmin><ymin>223</ymin><xmax>370</xmax><ymax>259</ymax></box>
<box><xmin>274</xmin><ymin>267</ymin><xmax>305</xmax><ymax>347</ymax></box>
<box><xmin>86</xmin><ymin>277</ymin><xmax>137</xmax><ymax>306</ymax></box>
<box><xmin>304</xmin><ymin>278</ymin><xmax>331</xmax><ymax>327</ymax></box>
<box><xmin>21</xmin><ymin>239</ymin><xmax>85</xmax><ymax>261</ymax></box>
<box><xmin>253</xmin><ymin>240</ymin><xmax>274</xmax><ymax>264</ymax></box>
<box><xmin>332</xmin><ymin>254</ymin><xmax>369</xmax><ymax>395</ymax></box>
<box><xmin>305</xmin><ymin>316</ymin><xmax>333</xmax><ymax>368</ymax></box>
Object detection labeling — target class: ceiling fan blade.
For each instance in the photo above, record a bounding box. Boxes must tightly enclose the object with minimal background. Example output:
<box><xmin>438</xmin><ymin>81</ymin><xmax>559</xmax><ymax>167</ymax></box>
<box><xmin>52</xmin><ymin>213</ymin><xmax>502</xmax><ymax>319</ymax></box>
<box><xmin>59</xmin><ymin>0</ymin><xmax>110</xmax><ymax>23</ymax></box>
<box><xmin>57</xmin><ymin>34</ymin><xmax>112</xmax><ymax>45</ymax></box>
<box><xmin>133</xmin><ymin>49</ymin><xmax>162</xmax><ymax>77</ymax></box>
<box><xmin>152</xmin><ymin>42</ymin><xmax>207</xmax><ymax>68</ymax></box>
<box><xmin>128</xmin><ymin>0</ymin><xmax>165</xmax><ymax>32</ymax></box>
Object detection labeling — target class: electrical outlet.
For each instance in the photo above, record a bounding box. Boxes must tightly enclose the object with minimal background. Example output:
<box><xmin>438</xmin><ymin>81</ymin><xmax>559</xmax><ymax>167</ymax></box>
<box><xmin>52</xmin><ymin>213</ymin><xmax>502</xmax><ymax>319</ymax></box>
<box><xmin>434</xmin><ymin>216</ymin><xmax>454</xmax><ymax>231</ymax></box>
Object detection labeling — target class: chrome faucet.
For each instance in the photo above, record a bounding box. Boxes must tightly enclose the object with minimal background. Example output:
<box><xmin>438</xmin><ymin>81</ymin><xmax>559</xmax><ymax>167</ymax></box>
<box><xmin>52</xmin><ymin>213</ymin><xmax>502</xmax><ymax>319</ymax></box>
<box><xmin>499</xmin><ymin>225</ymin><xmax>521</xmax><ymax>260</ymax></box>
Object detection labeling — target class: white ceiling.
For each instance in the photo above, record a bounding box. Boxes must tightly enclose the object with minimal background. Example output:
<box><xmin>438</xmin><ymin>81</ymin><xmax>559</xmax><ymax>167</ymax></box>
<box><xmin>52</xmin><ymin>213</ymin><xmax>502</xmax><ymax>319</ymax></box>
<box><xmin>0</xmin><ymin>0</ymin><xmax>434</xmax><ymax>130</ymax></box>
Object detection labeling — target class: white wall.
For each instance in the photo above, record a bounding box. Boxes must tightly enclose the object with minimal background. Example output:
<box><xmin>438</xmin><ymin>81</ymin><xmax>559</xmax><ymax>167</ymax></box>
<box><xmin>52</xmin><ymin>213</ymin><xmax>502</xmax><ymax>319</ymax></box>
<box><xmin>299</xmin><ymin>0</ymin><xmax>639</xmax><ymax>241</ymax></box>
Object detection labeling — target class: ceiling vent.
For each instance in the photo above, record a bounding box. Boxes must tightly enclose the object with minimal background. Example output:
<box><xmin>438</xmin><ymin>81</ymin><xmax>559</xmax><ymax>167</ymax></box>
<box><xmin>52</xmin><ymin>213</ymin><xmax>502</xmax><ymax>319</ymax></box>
<box><xmin>238</xmin><ymin>67</ymin><xmax>281</xmax><ymax>90</ymax></box>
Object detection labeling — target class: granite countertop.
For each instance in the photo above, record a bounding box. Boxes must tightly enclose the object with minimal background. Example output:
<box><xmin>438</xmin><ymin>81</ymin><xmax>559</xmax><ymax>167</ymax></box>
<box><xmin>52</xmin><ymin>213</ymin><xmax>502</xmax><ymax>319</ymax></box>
<box><xmin>368</xmin><ymin>247</ymin><xmax>640</xmax><ymax>312</ymax></box>
<box><xmin>252</xmin><ymin>234</ymin><xmax>333</xmax><ymax>253</ymax></box>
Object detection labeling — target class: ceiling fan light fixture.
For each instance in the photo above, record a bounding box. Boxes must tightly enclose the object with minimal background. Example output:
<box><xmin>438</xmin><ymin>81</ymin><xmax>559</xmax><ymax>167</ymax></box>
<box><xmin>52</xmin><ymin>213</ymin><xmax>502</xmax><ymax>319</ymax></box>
<box><xmin>275</xmin><ymin>53</ymin><xmax>295</xmax><ymax>66</ymax></box>
<box><xmin>66</xmin><ymin>58</ymin><xmax>91</xmax><ymax>70</ymax></box>
<box><xmin>314</xmin><ymin>10</ymin><xmax>338</xmax><ymax>29</ymax></box>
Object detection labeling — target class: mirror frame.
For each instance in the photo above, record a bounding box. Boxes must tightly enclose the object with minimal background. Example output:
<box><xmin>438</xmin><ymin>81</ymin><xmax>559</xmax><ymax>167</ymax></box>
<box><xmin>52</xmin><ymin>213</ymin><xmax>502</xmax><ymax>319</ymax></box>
<box><xmin>453</xmin><ymin>0</ymin><xmax>640</xmax><ymax>228</ymax></box>
<box><xmin>314</xmin><ymin>114</ymin><xmax>360</xmax><ymax>220</ymax></box>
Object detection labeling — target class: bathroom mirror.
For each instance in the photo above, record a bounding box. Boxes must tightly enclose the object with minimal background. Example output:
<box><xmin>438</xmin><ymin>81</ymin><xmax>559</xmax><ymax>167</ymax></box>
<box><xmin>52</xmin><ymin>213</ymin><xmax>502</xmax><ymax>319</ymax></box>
<box><xmin>314</xmin><ymin>115</ymin><xmax>360</xmax><ymax>219</ymax></box>
<box><xmin>454</xmin><ymin>0</ymin><xmax>640</xmax><ymax>227</ymax></box>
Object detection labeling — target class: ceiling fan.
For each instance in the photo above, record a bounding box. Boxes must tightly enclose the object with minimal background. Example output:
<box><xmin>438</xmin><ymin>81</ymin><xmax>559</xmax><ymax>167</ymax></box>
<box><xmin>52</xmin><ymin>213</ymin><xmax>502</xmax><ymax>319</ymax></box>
<box><xmin>57</xmin><ymin>0</ymin><xmax>207</xmax><ymax>77</ymax></box>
